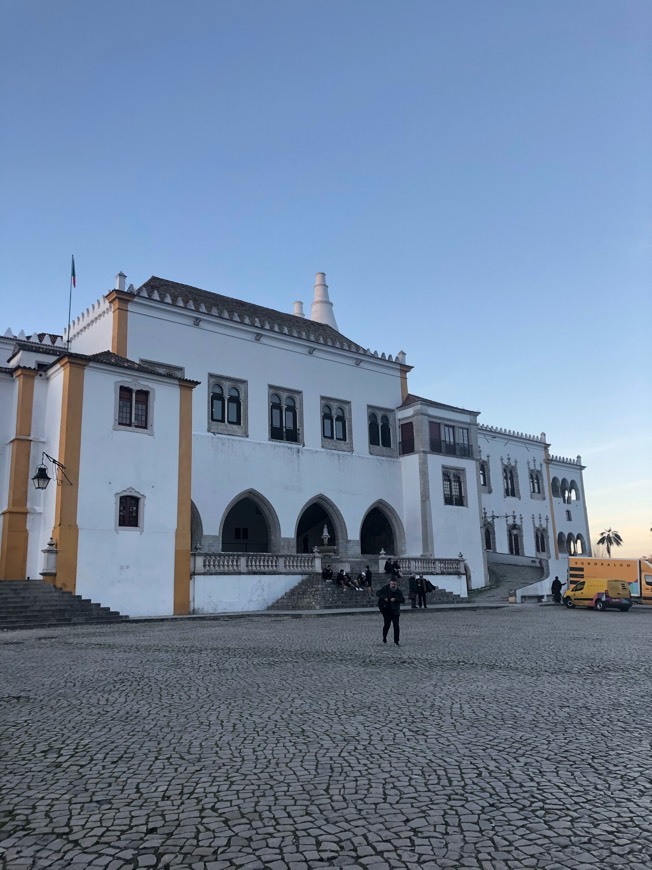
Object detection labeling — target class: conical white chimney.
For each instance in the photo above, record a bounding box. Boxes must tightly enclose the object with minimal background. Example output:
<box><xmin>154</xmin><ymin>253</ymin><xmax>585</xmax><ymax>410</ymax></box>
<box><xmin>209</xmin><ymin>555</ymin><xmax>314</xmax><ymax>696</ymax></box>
<box><xmin>310</xmin><ymin>272</ymin><xmax>338</xmax><ymax>330</ymax></box>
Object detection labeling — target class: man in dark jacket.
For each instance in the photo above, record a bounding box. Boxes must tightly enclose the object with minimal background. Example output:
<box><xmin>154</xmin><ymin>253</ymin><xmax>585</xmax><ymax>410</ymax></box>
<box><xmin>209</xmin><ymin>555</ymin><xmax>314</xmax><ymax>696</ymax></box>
<box><xmin>416</xmin><ymin>574</ymin><xmax>428</xmax><ymax>609</ymax></box>
<box><xmin>376</xmin><ymin>577</ymin><xmax>405</xmax><ymax>646</ymax></box>
<box><xmin>551</xmin><ymin>576</ymin><xmax>564</xmax><ymax>604</ymax></box>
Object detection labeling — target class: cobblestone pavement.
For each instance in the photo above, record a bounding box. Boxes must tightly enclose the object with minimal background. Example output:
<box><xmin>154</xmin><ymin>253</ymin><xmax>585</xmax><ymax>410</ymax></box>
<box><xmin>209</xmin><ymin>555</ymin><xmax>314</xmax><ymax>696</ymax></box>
<box><xmin>2</xmin><ymin>607</ymin><xmax>651</xmax><ymax>870</ymax></box>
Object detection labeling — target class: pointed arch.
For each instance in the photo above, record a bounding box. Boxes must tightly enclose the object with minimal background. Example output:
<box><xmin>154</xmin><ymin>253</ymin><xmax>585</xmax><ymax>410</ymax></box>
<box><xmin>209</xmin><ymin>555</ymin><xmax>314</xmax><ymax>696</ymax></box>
<box><xmin>551</xmin><ymin>477</ymin><xmax>561</xmax><ymax>498</ymax></box>
<box><xmin>219</xmin><ymin>489</ymin><xmax>281</xmax><ymax>553</ymax></box>
<box><xmin>294</xmin><ymin>494</ymin><xmax>348</xmax><ymax>554</ymax></box>
<box><xmin>360</xmin><ymin>500</ymin><xmax>406</xmax><ymax>557</ymax></box>
<box><xmin>190</xmin><ymin>500</ymin><xmax>203</xmax><ymax>549</ymax></box>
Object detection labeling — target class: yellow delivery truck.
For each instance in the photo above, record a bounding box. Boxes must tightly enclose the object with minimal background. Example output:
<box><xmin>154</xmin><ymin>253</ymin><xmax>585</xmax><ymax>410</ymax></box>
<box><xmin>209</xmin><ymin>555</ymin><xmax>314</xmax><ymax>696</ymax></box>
<box><xmin>568</xmin><ymin>557</ymin><xmax>652</xmax><ymax>605</ymax></box>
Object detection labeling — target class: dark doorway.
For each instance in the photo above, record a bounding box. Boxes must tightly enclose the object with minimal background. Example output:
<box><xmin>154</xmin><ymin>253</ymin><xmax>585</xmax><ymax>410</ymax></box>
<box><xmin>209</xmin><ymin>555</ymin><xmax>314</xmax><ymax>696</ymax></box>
<box><xmin>222</xmin><ymin>497</ymin><xmax>270</xmax><ymax>552</ymax></box>
<box><xmin>361</xmin><ymin>507</ymin><xmax>395</xmax><ymax>555</ymax></box>
<box><xmin>296</xmin><ymin>503</ymin><xmax>337</xmax><ymax>553</ymax></box>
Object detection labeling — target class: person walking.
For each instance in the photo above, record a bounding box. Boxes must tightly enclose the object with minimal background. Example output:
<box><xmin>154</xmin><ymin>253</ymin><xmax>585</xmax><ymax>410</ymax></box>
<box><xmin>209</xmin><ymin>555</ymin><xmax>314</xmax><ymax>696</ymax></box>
<box><xmin>416</xmin><ymin>574</ymin><xmax>428</xmax><ymax>609</ymax></box>
<box><xmin>377</xmin><ymin>577</ymin><xmax>405</xmax><ymax>646</ymax></box>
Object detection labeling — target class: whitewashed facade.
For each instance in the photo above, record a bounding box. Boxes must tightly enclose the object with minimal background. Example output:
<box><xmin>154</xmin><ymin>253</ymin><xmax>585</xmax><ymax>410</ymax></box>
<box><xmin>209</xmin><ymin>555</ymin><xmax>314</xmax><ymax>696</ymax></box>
<box><xmin>0</xmin><ymin>271</ymin><xmax>591</xmax><ymax>615</ymax></box>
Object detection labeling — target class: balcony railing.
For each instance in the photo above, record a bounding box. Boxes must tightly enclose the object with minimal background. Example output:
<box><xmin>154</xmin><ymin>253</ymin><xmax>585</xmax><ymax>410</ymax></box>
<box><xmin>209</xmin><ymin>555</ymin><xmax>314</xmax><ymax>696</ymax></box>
<box><xmin>429</xmin><ymin>438</ymin><xmax>473</xmax><ymax>459</ymax></box>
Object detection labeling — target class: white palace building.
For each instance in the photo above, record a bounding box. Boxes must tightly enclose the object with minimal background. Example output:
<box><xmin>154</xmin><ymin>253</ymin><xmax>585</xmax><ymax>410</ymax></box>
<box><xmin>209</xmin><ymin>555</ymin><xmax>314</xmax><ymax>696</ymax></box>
<box><xmin>0</xmin><ymin>271</ymin><xmax>591</xmax><ymax>616</ymax></box>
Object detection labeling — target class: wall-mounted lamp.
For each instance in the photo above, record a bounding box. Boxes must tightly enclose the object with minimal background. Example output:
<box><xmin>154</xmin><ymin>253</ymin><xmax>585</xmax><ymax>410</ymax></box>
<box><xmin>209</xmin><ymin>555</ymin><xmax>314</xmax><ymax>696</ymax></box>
<box><xmin>355</xmin><ymin>360</ymin><xmax>362</xmax><ymax>366</ymax></box>
<box><xmin>308</xmin><ymin>347</ymin><xmax>315</xmax><ymax>355</ymax></box>
<box><xmin>32</xmin><ymin>453</ymin><xmax>72</xmax><ymax>490</ymax></box>
<box><xmin>254</xmin><ymin>334</ymin><xmax>262</xmax><ymax>342</ymax></box>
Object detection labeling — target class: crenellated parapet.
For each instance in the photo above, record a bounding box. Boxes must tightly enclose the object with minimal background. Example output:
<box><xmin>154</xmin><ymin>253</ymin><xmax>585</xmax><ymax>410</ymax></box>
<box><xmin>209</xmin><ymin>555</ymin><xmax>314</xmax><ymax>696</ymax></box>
<box><xmin>3</xmin><ymin>328</ymin><xmax>64</xmax><ymax>347</ymax></box>
<box><xmin>548</xmin><ymin>454</ymin><xmax>583</xmax><ymax>466</ymax></box>
<box><xmin>63</xmin><ymin>296</ymin><xmax>111</xmax><ymax>344</ymax></box>
<box><xmin>479</xmin><ymin>424</ymin><xmax>547</xmax><ymax>443</ymax></box>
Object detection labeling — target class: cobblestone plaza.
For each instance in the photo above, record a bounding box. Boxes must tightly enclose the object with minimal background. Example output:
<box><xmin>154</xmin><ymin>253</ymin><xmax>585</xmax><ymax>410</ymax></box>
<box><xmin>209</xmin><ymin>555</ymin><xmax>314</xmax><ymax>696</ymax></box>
<box><xmin>2</xmin><ymin>607</ymin><xmax>651</xmax><ymax>870</ymax></box>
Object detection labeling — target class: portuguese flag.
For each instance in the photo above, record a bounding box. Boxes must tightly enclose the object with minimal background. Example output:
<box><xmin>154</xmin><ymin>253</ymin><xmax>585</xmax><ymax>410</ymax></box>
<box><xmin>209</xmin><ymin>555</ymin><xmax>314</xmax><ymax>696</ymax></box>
<box><xmin>71</xmin><ymin>255</ymin><xmax>76</xmax><ymax>288</ymax></box>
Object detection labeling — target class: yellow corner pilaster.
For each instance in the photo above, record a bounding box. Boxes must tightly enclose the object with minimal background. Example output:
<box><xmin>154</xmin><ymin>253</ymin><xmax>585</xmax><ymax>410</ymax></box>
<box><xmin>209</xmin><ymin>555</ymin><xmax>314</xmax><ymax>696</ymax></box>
<box><xmin>106</xmin><ymin>289</ymin><xmax>132</xmax><ymax>357</ymax></box>
<box><xmin>51</xmin><ymin>358</ymin><xmax>87</xmax><ymax>593</ymax></box>
<box><xmin>0</xmin><ymin>369</ymin><xmax>37</xmax><ymax>580</ymax></box>
<box><xmin>174</xmin><ymin>381</ymin><xmax>195</xmax><ymax>615</ymax></box>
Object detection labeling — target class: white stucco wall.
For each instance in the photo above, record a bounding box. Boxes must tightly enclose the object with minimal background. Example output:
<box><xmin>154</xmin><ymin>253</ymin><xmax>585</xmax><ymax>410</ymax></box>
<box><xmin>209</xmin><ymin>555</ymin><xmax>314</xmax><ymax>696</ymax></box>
<box><xmin>478</xmin><ymin>430</ymin><xmax>550</xmax><ymax>556</ymax></box>
<box><xmin>125</xmin><ymin>299</ymin><xmax>408</xmax><ymax>553</ymax></box>
<box><xmin>426</xmin><ymin>453</ymin><xmax>485</xmax><ymax>590</ymax></box>
<box><xmin>73</xmin><ymin>365</ymin><xmax>182</xmax><ymax>616</ymax></box>
<box><xmin>192</xmin><ymin>573</ymin><xmax>300</xmax><ymax>613</ymax></box>
<box><xmin>67</xmin><ymin>297</ymin><xmax>113</xmax><ymax>356</ymax></box>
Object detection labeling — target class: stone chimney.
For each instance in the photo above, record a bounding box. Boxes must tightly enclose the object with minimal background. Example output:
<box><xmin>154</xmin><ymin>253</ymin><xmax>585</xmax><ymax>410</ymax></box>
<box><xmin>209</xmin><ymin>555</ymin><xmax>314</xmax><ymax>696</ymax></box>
<box><xmin>115</xmin><ymin>271</ymin><xmax>127</xmax><ymax>292</ymax></box>
<box><xmin>293</xmin><ymin>300</ymin><xmax>305</xmax><ymax>318</ymax></box>
<box><xmin>310</xmin><ymin>272</ymin><xmax>338</xmax><ymax>330</ymax></box>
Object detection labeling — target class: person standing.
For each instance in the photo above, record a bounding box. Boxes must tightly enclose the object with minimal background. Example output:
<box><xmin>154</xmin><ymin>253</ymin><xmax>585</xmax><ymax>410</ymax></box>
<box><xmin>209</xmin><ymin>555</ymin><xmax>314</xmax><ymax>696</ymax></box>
<box><xmin>377</xmin><ymin>577</ymin><xmax>405</xmax><ymax>646</ymax></box>
<box><xmin>364</xmin><ymin>565</ymin><xmax>373</xmax><ymax>596</ymax></box>
<box><xmin>408</xmin><ymin>574</ymin><xmax>418</xmax><ymax>608</ymax></box>
<box><xmin>416</xmin><ymin>574</ymin><xmax>428</xmax><ymax>609</ymax></box>
<box><xmin>551</xmin><ymin>576</ymin><xmax>564</xmax><ymax>604</ymax></box>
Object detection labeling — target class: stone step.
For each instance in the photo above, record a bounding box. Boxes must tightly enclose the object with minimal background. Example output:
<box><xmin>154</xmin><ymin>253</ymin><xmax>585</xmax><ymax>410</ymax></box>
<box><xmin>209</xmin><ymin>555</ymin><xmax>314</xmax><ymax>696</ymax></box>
<box><xmin>269</xmin><ymin>574</ymin><xmax>466</xmax><ymax>610</ymax></box>
<box><xmin>0</xmin><ymin>579</ymin><xmax>126</xmax><ymax>630</ymax></box>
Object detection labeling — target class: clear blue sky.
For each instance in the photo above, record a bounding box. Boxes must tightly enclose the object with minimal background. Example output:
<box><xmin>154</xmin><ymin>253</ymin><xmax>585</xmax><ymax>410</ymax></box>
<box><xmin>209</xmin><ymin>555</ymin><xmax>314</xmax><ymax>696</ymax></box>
<box><xmin>2</xmin><ymin>1</ymin><xmax>651</xmax><ymax>556</ymax></box>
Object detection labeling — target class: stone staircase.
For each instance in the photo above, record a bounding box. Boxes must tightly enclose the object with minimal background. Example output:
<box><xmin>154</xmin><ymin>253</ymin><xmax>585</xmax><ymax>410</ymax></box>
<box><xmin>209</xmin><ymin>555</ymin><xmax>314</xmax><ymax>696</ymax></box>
<box><xmin>0</xmin><ymin>579</ymin><xmax>127</xmax><ymax>631</ymax></box>
<box><xmin>469</xmin><ymin>562</ymin><xmax>545</xmax><ymax>603</ymax></box>
<box><xmin>268</xmin><ymin>573</ymin><xmax>466</xmax><ymax>610</ymax></box>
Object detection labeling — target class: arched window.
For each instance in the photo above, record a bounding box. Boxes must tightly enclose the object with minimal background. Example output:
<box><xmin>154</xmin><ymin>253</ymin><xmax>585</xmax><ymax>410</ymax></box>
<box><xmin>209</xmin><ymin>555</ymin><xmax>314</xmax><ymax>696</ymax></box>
<box><xmin>529</xmin><ymin>472</ymin><xmax>541</xmax><ymax>495</ymax></box>
<box><xmin>484</xmin><ymin>526</ymin><xmax>493</xmax><ymax>551</ymax></box>
<box><xmin>479</xmin><ymin>463</ymin><xmax>487</xmax><ymax>487</ymax></box>
<box><xmin>504</xmin><ymin>467</ymin><xmax>516</xmax><ymax>497</ymax></box>
<box><xmin>443</xmin><ymin>471</ymin><xmax>465</xmax><ymax>506</ymax></box>
<box><xmin>508</xmin><ymin>525</ymin><xmax>521</xmax><ymax>556</ymax></box>
<box><xmin>380</xmin><ymin>415</ymin><xmax>392</xmax><ymax>448</ymax></box>
<box><xmin>322</xmin><ymin>404</ymin><xmax>334</xmax><ymax>439</ymax></box>
<box><xmin>227</xmin><ymin>387</ymin><xmax>241</xmax><ymax>425</ymax></box>
<box><xmin>270</xmin><ymin>391</ymin><xmax>300</xmax><ymax>442</ymax></box>
<box><xmin>270</xmin><ymin>393</ymin><xmax>283</xmax><ymax>440</ymax></box>
<box><xmin>211</xmin><ymin>384</ymin><xmax>225</xmax><ymax>423</ymax></box>
<box><xmin>369</xmin><ymin>412</ymin><xmax>380</xmax><ymax>446</ymax></box>
<box><xmin>284</xmin><ymin>397</ymin><xmax>298</xmax><ymax>442</ymax></box>
<box><xmin>335</xmin><ymin>407</ymin><xmax>347</xmax><ymax>441</ymax></box>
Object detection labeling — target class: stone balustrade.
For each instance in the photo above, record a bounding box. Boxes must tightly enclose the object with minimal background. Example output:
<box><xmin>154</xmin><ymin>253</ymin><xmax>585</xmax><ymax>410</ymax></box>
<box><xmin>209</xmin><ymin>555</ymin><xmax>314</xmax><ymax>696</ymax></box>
<box><xmin>192</xmin><ymin>552</ymin><xmax>464</xmax><ymax>577</ymax></box>
<box><xmin>382</xmin><ymin>557</ymin><xmax>464</xmax><ymax>576</ymax></box>
<box><xmin>192</xmin><ymin>552</ymin><xmax>322</xmax><ymax>575</ymax></box>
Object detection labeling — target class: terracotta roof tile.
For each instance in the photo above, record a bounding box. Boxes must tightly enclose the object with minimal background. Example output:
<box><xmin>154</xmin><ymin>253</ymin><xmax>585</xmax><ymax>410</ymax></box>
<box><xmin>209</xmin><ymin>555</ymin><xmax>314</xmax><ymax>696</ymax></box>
<box><xmin>136</xmin><ymin>276</ymin><xmax>368</xmax><ymax>353</ymax></box>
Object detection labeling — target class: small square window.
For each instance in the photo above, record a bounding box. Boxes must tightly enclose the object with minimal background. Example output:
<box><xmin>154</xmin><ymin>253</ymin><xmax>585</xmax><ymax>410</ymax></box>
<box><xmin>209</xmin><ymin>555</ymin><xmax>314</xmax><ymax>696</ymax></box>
<box><xmin>114</xmin><ymin>382</ymin><xmax>154</xmax><ymax>435</ymax></box>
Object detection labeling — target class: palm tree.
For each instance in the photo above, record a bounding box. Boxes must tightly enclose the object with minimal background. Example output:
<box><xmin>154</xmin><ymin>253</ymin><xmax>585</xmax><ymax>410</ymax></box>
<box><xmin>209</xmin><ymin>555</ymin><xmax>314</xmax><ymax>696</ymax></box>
<box><xmin>597</xmin><ymin>528</ymin><xmax>623</xmax><ymax>558</ymax></box>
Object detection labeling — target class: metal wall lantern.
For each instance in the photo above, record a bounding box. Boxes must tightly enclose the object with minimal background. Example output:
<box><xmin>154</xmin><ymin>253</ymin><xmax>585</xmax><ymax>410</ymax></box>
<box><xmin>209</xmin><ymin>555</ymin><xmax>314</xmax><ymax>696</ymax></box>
<box><xmin>31</xmin><ymin>452</ymin><xmax>72</xmax><ymax>490</ymax></box>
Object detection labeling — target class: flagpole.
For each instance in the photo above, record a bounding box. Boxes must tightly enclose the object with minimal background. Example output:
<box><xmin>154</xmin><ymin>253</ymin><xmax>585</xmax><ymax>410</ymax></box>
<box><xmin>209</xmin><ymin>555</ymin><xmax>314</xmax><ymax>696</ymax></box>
<box><xmin>66</xmin><ymin>255</ymin><xmax>75</xmax><ymax>351</ymax></box>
